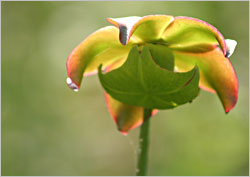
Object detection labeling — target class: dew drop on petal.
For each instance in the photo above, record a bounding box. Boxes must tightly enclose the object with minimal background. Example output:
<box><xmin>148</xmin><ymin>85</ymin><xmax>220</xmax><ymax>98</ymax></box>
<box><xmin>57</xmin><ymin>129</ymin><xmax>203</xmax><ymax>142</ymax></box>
<box><xmin>66</xmin><ymin>77</ymin><xmax>79</xmax><ymax>92</ymax></box>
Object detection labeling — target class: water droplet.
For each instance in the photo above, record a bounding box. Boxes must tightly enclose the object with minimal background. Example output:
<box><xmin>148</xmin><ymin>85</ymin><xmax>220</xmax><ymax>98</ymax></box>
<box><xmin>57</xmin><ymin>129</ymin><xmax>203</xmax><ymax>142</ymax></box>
<box><xmin>66</xmin><ymin>77</ymin><xmax>79</xmax><ymax>92</ymax></box>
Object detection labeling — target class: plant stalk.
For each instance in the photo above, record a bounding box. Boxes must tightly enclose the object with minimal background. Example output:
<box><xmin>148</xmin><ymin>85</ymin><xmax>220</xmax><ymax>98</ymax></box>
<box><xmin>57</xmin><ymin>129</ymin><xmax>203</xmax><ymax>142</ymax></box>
<box><xmin>136</xmin><ymin>108</ymin><xmax>152</xmax><ymax>176</ymax></box>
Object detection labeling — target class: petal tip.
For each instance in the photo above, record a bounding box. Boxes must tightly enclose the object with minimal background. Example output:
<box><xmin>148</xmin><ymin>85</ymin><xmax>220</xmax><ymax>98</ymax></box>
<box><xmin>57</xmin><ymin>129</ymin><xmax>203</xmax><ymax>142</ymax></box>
<box><xmin>224</xmin><ymin>98</ymin><xmax>237</xmax><ymax>114</ymax></box>
<box><xmin>225</xmin><ymin>108</ymin><xmax>232</xmax><ymax>114</ymax></box>
<box><xmin>66</xmin><ymin>77</ymin><xmax>79</xmax><ymax>92</ymax></box>
<box><xmin>120</xmin><ymin>130</ymin><xmax>128</xmax><ymax>136</ymax></box>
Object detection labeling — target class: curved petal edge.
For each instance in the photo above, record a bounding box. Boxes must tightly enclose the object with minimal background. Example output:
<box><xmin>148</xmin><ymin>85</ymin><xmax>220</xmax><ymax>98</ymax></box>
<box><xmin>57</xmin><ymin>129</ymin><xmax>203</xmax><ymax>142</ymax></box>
<box><xmin>66</xmin><ymin>26</ymin><xmax>130</xmax><ymax>90</ymax></box>
<box><xmin>107</xmin><ymin>15</ymin><xmax>174</xmax><ymax>45</ymax></box>
<box><xmin>173</xmin><ymin>47</ymin><xmax>238</xmax><ymax>113</ymax></box>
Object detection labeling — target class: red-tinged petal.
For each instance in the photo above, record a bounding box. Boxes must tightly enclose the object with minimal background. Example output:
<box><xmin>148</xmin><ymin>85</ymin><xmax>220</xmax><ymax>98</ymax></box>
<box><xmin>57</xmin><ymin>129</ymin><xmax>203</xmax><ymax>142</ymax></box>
<box><xmin>105</xmin><ymin>93</ymin><xmax>158</xmax><ymax>134</ymax></box>
<box><xmin>104</xmin><ymin>60</ymin><xmax>158</xmax><ymax>134</ymax></box>
<box><xmin>105</xmin><ymin>92</ymin><xmax>143</xmax><ymax>134</ymax></box>
<box><xmin>163</xmin><ymin>16</ymin><xmax>227</xmax><ymax>54</ymax></box>
<box><xmin>107</xmin><ymin>15</ymin><xmax>174</xmax><ymax>45</ymax></box>
<box><xmin>173</xmin><ymin>47</ymin><xmax>238</xmax><ymax>113</ymax></box>
<box><xmin>66</xmin><ymin>26</ymin><xmax>132</xmax><ymax>90</ymax></box>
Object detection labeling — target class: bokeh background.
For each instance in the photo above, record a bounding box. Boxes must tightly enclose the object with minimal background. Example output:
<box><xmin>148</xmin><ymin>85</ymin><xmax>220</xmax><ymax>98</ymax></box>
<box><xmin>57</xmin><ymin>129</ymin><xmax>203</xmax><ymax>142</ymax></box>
<box><xmin>2</xmin><ymin>1</ymin><xmax>249</xmax><ymax>176</ymax></box>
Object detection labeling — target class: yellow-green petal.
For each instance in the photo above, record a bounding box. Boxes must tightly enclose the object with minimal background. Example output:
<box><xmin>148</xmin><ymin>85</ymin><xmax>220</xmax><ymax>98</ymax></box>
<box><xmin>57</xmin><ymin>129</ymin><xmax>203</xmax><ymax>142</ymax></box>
<box><xmin>66</xmin><ymin>26</ymin><xmax>132</xmax><ymax>89</ymax></box>
<box><xmin>163</xmin><ymin>16</ymin><xmax>227</xmax><ymax>54</ymax></box>
<box><xmin>173</xmin><ymin>47</ymin><xmax>238</xmax><ymax>113</ymax></box>
<box><xmin>107</xmin><ymin>15</ymin><xmax>174</xmax><ymax>45</ymax></box>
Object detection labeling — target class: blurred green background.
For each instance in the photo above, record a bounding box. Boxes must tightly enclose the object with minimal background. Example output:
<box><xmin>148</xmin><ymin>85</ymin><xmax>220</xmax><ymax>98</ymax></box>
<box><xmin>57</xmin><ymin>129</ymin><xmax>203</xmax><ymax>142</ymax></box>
<box><xmin>2</xmin><ymin>1</ymin><xmax>249</xmax><ymax>176</ymax></box>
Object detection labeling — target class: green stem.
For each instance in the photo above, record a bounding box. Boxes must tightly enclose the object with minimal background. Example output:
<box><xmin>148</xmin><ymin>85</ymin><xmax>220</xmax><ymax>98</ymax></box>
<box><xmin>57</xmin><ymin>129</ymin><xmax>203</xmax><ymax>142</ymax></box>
<box><xmin>136</xmin><ymin>108</ymin><xmax>152</xmax><ymax>176</ymax></box>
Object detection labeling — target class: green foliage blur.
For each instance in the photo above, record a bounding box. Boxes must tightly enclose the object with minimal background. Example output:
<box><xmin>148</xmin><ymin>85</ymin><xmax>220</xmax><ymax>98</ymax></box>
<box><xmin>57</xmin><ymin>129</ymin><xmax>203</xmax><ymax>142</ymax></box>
<box><xmin>2</xmin><ymin>1</ymin><xmax>249</xmax><ymax>176</ymax></box>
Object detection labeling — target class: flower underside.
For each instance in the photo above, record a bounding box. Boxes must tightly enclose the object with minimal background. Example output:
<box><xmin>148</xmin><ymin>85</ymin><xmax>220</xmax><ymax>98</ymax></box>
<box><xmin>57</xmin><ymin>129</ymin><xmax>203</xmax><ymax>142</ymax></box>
<box><xmin>66</xmin><ymin>15</ymin><xmax>238</xmax><ymax>134</ymax></box>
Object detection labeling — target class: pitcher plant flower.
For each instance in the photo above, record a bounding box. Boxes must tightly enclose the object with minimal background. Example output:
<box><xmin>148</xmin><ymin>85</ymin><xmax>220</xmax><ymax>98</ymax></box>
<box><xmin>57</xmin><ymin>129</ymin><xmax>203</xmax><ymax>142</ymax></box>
<box><xmin>66</xmin><ymin>15</ymin><xmax>238</xmax><ymax>135</ymax></box>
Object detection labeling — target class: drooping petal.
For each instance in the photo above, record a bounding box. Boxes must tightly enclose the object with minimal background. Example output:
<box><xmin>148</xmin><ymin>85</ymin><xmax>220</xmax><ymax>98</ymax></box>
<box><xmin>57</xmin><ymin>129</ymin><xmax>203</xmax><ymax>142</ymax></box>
<box><xmin>105</xmin><ymin>93</ymin><xmax>158</xmax><ymax>135</ymax></box>
<box><xmin>173</xmin><ymin>47</ymin><xmax>238</xmax><ymax>113</ymax></box>
<box><xmin>105</xmin><ymin>93</ymin><xmax>143</xmax><ymax>135</ymax></box>
<box><xmin>66</xmin><ymin>26</ymin><xmax>132</xmax><ymax>90</ymax></box>
<box><xmin>104</xmin><ymin>59</ymin><xmax>158</xmax><ymax>134</ymax></box>
<box><xmin>162</xmin><ymin>16</ymin><xmax>227</xmax><ymax>54</ymax></box>
<box><xmin>107</xmin><ymin>15</ymin><xmax>174</xmax><ymax>45</ymax></box>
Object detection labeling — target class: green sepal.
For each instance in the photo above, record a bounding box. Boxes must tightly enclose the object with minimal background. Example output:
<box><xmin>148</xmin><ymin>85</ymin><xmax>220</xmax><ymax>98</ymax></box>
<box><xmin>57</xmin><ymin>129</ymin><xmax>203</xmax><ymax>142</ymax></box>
<box><xmin>98</xmin><ymin>45</ymin><xmax>200</xmax><ymax>109</ymax></box>
<box><xmin>146</xmin><ymin>44</ymin><xmax>174</xmax><ymax>71</ymax></box>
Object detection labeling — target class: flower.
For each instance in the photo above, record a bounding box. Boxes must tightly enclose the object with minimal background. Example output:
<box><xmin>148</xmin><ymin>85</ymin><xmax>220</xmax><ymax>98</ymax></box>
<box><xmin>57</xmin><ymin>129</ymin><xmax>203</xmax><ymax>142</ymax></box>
<box><xmin>66</xmin><ymin>15</ymin><xmax>238</xmax><ymax>134</ymax></box>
